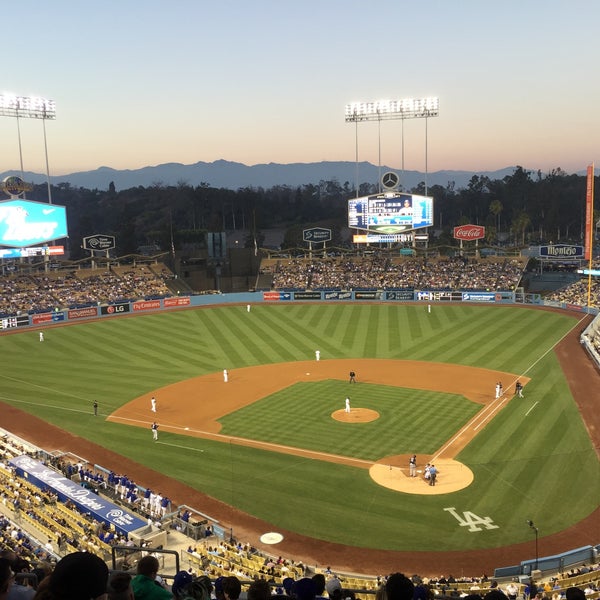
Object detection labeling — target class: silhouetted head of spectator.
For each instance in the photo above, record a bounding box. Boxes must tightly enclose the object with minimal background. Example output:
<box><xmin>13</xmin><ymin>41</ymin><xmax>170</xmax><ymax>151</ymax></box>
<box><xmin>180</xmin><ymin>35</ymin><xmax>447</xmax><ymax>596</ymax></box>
<box><xmin>282</xmin><ymin>579</ymin><xmax>295</xmax><ymax>596</ymax></box>
<box><xmin>566</xmin><ymin>588</ymin><xmax>586</xmax><ymax>600</ymax></box>
<box><xmin>47</xmin><ymin>552</ymin><xmax>108</xmax><ymax>600</ymax></box>
<box><xmin>180</xmin><ymin>576</ymin><xmax>212</xmax><ymax>600</ymax></box>
<box><xmin>107</xmin><ymin>572</ymin><xmax>133</xmax><ymax>600</ymax></box>
<box><xmin>413</xmin><ymin>585</ymin><xmax>430</xmax><ymax>600</ymax></box>
<box><xmin>222</xmin><ymin>576</ymin><xmax>242</xmax><ymax>600</ymax></box>
<box><xmin>484</xmin><ymin>590</ymin><xmax>507</xmax><ymax>600</ymax></box>
<box><xmin>312</xmin><ymin>575</ymin><xmax>326</xmax><ymax>597</ymax></box>
<box><xmin>247</xmin><ymin>580</ymin><xmax>271</xmax><ymax>600</ymax></box>
<box><xmin>0</xmin><ymin>559</ymin><xmax>14</xmax><ymax>600</ymax></box>
<box><xmin>292</xmin><ymin>578</ymin><xmax>316</xmax><ymax>600</ymax></box>
<box><xmin>386</xmin><ymin>573</ymin><xmax>415</xmax><ymax>600</ymax></box>
<box><xmin>172</xmin><ymin>572</ymin><xmax>194</xmax><ymax>598</ymax></box>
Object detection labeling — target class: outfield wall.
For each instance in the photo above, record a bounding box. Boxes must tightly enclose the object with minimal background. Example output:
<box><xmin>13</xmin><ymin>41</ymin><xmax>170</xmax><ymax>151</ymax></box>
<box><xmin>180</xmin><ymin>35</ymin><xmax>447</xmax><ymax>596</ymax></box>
<box><xmin>1</xmin><ymin>288</ymin><xmax>597</xmax><ymax>333</ymax></box>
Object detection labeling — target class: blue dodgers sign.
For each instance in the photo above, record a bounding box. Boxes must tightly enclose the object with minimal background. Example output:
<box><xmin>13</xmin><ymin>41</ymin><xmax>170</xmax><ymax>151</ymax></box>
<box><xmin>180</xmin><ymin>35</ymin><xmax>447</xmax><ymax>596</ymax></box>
<box><xmin>0</xmin><ymin>199</ymin><xmax>68</xmax><ymax>247</ymax></box>
<box><xmin>9</xmin><ymin>455</ymin><xmax>146</xmax><ymax>535</ymax></box>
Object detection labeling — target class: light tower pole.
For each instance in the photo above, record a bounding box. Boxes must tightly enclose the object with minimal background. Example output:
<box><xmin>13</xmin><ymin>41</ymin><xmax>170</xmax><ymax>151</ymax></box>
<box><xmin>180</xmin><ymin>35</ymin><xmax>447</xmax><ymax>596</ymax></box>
<box><xmin>0</xmin><ymin>94</ymin><xmax>56</xmax><ymax>204</ymax></box>
<box><xmin>527</xmin><ymin>520</ymin><xmax>539</xmax><ymax>571</ymax></box>
<box><xmin>344</xmin><ymin>97</ymin><xmax>439</xmax><ymax>194</ymax></box>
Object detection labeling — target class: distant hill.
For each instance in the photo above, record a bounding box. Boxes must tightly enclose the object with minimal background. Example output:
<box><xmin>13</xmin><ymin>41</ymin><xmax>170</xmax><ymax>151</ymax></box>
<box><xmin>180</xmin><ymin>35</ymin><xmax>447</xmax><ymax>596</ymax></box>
<box><xmin>1</xmin><ymin>159</ymin><xmax>522</xmax><ymax>192</ymax></box>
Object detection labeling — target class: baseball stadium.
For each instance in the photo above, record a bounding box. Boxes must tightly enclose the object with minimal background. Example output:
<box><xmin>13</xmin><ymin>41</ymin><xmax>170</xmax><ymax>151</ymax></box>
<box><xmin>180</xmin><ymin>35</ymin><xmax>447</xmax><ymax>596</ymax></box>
<box><xmin>1</xmin><ymin>248</ymin><xmax>599</xmax><ymax>587</ymax></box>
<box><xmin>0</xmin><ymin>157</ymin><xmax>599</xmax><ymax>595</ymax></box>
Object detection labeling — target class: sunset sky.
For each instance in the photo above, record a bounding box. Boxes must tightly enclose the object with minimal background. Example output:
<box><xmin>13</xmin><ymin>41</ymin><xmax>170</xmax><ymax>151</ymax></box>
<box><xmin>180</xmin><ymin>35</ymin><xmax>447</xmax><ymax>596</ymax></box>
<box><xmin>1</xmin><ymin>0</ymin><xmax>598</xmax><ymax>176</ymax></box>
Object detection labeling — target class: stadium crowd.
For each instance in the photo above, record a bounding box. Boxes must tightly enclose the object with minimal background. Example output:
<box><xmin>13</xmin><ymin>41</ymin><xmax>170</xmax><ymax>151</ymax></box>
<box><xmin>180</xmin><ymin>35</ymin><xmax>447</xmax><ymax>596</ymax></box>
<box><xmin>269</xmin><ymin>256</ymin><xmax>527</xmax><ymax>292</ymax></box>
<box><xmin>0</xmin><ymin>265</ymin><xmax>173</xmax><ymax>317</ymax></box>
<box><xmin>1</xmin><ymin>430</ymin><xmax>599</xmax><ymax>600</ymax></box>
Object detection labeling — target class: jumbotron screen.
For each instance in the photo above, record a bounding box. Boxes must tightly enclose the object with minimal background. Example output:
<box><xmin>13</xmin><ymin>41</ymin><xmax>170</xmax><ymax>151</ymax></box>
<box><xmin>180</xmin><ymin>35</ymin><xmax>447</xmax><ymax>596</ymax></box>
<box><xmin>348</xmin><ymin>192</ymin><xmax>433</xmax><ymax>234</ymax></box>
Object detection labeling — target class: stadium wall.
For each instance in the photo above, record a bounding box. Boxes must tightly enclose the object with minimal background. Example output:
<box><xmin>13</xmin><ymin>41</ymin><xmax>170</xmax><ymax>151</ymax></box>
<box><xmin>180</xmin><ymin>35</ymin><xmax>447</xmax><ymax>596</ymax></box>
<box><xmin>1</xmin><ymin>289</ymin><xmax>597</xmax><ymax>333</ymax></box>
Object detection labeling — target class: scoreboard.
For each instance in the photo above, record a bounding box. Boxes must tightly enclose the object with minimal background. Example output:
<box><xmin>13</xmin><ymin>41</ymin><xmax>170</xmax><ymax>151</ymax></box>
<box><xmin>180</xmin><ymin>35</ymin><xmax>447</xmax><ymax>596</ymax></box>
<box><xmin>1</xmin><ymin>315</ymin><xmax>29</xmax><ymax>330</ymax></box>
<box><xmin>348</xmin><ymin>192</ymin><xmax>433</xmax><ymax>234</ymax></box>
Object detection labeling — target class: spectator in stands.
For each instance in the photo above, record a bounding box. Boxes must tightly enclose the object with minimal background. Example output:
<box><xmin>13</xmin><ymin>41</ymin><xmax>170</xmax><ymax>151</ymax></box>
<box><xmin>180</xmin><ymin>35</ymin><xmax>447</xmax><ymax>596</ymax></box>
<box><xmin>311</xmin><ymin>575</ymin><xmax>326</xmax><ymax>600</ymax></box>
<box><xmin>291</xmin><ymin>579</ymin><xmax>316</xmax><ymax>600</ymax></box>
<box><xmin>385</xmin><ymin>573</ymin><xmax>414</xmax><ymax>600</ymax></box>
<box><xmin>504</xmin><ymin>582</ymin><xmax>518</xmax><ymax>600</ymax></box>
<box><xmin>0</xmin><ymin>559</ymin><xmax>14</xmax><ymax>600</ymax></box>
<box><xmin>247</xmin><ymin>580</ymin><xmax>271</xmax><ymax>600</ymax></box>
<box><xmin>179</xmin><ymin>577</ymin><xmax>212</xmax><ymax>600</ymax></box>
<box><xmin>131</xmin><ymin>556</ymin><xmax>172</xmax><ymax>600</ymax></box>
<box><xmin>7</xmin><ymin>559</ymin><xmax>35</xmax><ymax>600</ymax></box>
<box><xmin>171</xmin><ymin>573</ymin><xmax>193</xmax><ymax>599</ymax></box>
<box><xmin>33</xmin><ymin>551</ymin><xmax>108</xmax><ymax>600</ymax></box>
<box><xmin>565</xmin><ymin>588</ymin><xmax>586</xmax><ymax>600</ymax></box>
<box><xmin>107</xmin><ymin>573</ymin><xmax>134</xmax><ymax>600</ymax></box>
<box><xmin>221</xmin><ymin>577</ymin><xmax>241</xmax><ymax>600</ymax></box>
<box><xmin>484</xmin><ymin>591</ymin><xmax>508</xmax><ymax>600</ymax></box>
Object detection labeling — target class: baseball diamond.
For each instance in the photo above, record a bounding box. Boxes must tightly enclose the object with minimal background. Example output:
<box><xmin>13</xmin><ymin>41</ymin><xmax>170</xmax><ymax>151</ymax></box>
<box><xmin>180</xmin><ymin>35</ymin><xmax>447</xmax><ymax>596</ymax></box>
<box><xmin>0</xmin><ymin>302</ymin><xmax>599</xmax><ymax>577</ymax></box>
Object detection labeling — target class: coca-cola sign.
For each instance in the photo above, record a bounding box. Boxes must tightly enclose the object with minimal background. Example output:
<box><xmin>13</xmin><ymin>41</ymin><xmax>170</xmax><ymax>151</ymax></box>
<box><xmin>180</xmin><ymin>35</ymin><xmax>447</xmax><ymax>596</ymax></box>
<box><xmin>453</xmin><ymin>224</ymin><xmax>485</xmax><ymax>241</ymax></box>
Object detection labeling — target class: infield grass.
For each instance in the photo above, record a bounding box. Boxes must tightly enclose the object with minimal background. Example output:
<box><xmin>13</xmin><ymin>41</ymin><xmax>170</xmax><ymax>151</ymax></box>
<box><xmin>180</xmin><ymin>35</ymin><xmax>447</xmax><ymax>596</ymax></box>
<box><xmin>0</xmin><ymin>303</ymin><xmax>598</xmax><ymax>552</ymax></box>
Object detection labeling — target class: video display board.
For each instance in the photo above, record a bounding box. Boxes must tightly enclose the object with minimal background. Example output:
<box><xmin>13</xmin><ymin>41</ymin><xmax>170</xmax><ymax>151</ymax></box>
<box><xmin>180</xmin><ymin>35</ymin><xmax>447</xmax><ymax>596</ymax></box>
<box><xmin>348</xmin><ymin>192</ymin><xmax>433</xmax><ymax>234</ymax></box>
<box><xmin>0</xmin><ymin>199</ymin><xmax>68</xmax><ymax>248</ymax></box>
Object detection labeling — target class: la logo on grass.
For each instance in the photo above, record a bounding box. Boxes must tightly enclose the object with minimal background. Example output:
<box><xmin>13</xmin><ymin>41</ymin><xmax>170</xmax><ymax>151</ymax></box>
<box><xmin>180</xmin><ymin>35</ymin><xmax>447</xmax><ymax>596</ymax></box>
<box><xmin>444</xmin><ymin>507</ymin><xmax>499</xmax><ymax>532</ymax></box>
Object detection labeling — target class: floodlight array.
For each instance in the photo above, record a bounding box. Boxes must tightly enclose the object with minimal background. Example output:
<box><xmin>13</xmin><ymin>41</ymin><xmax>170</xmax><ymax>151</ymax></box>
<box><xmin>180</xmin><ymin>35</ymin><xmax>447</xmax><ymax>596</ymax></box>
<box><xmin>0</xmin><ymin>94</ymin><xmax>56</xmax><ymax>119</ymax></box>
<box><xmin>345</xmin><ymin>97</ymin><xmax>439</xmax><ymax>122</ymax></box>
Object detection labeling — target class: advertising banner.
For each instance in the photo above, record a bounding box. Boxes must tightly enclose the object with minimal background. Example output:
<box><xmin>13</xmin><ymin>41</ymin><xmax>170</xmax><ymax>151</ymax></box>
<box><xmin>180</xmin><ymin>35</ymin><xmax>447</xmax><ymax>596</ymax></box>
<box><xmin>323</xmin><ymin>291</ymin><xmax>352</xmax><ymax>300</ymax></box>
<box><xmin>293</xmin><ymin>291</ymin><xmax>322</xmax><ymax>300</ymax></box>
<box><xmin>385</xmin><ymin>290</ymin><xmax>414</xmax><ymax>301</ymax></box>
<box><xmin>354</xmin><ymin>291</ymin><xmax>382</xmax><ymax>300</ymax></box>
<box><xmin>132</xmin><ymin>300</ymin><xmax>161</xmax><ymax>312</ymax></box>
<box><xmin>68</xmin><ymin>307</ymin><xmax>99</xmax><ymax>320</ymax></box>
<box><xmin>9</xmin><ymin>455</ymin><xmax>147</xmax><ymax>535</ymax></box>
<box><xmin>461</xmin><ymin>292</ymin><xmax>496</xmax><ymax>302</ymax></box>
<box><xmin>163</xmin><ymin>297</ymin><xmax>191</xmax><ymax>308</ymax></box>
<box><xmin>100</xmin><ymin>303</ymin><xmax>130</xmax><ymax>316</ymax></box>
<box><xmin>31</xmin><ymin>312</ymin><xmax>64</xmax><ymax>325</ymax></box>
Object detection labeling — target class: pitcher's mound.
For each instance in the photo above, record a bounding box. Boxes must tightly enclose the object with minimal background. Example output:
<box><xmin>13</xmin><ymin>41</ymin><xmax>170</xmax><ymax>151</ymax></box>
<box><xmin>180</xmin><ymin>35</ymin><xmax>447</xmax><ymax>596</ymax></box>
<box><xmin>332</xmin><ymin>408</ymin><xmax>379</xmax><ymax>423</ymax></box>
<box><xmin>370</xmin><ymin>456</ymin><xmax>474</xmax><ymax>495</ymax></box>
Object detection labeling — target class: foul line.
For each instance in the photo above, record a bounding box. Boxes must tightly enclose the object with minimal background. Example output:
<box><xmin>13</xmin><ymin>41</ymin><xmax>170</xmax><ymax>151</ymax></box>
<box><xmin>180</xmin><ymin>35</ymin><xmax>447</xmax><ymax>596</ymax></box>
<box><xmin>109</xmin><ymin>414</ymin><xmax>374</xmax><ymax>469</ymax></box>
<box><xmin>432</xmin><ymin>315</ymin><xmax>587</xmax><ymax>462</ymax></box>
<box><xmin>525</xmin><ymin>401</ymin><xmax>539</xmax><ymax>416</ymax></box>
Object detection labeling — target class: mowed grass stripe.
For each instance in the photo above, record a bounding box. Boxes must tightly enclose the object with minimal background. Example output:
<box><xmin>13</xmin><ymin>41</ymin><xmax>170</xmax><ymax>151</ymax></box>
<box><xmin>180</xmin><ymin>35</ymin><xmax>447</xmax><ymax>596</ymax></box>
<box><xmin>218</xmin><ymin>380</ymin><xmax>480</xmax><ymax>460</ymax></box>
<box><xmin>250</xmin><ymin>306</ymin><xmax>325</xmax><ymax>361</ymax></box>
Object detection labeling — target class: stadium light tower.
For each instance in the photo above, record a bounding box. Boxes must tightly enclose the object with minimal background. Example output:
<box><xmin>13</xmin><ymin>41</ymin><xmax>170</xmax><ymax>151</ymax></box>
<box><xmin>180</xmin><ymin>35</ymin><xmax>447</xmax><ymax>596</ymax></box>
<box><xmin>345</xmin><ymin>97</ymin><xmax>439</xmax><ymax>196</ymax></box>
<box><xmin>0</xmin><ymin>93</ymin><xmax>56</xmax><ymax>204</ymax></box>
<box><xmin>527</xmin><ymin>520</ymin><xmax>539</xmax><ymax>571</ymax></box>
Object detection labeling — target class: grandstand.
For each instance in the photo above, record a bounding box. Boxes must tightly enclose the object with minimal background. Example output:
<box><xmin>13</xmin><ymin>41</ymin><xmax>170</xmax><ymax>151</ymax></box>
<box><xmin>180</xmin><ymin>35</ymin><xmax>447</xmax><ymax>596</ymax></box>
<box><xmin>2</xmin><ymin>427</ymin><xmax>599</xmax><ymax>599</ymax></box>
<box><xmin>1</xmin><ymin>253</ymin><xmax>599</xmax><ymax>598</ymax></box>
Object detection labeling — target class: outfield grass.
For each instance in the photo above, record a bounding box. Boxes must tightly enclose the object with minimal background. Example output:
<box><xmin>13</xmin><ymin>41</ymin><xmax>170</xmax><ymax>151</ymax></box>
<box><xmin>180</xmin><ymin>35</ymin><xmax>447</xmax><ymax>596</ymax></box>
<box><xmin>1</xmin><ymin>303</ymin><xmax>598</xmax><ymax>552</ymax></box>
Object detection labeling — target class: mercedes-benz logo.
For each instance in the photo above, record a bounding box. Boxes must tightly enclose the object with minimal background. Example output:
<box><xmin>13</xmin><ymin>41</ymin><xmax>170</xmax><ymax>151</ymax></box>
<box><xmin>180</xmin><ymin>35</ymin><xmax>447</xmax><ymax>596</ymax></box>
<box><xmin>381</xmin><ymin>171</ymin><xmax>399</xmax><ymax>189</ymax></box>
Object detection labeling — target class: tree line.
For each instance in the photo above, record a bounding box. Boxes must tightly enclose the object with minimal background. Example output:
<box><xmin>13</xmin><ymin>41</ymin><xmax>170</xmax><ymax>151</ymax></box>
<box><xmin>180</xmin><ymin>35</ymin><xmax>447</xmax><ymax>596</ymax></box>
<box><xmin>31</xmin><ymin>165</ymin><xmax>597</xmax><ymax>259</ymax></box>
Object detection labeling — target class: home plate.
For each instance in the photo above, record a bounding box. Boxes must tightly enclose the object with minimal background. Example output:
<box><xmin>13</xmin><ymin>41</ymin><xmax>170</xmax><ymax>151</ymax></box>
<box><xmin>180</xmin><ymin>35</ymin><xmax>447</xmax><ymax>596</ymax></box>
<box><xmin>306</xmin><ymin>372</ymin><xmax>310</xmax><ymax>375</ymax></box>
<box><xmin>260</xmin><ymin>532</ymin><xmax>283</xmax><ymax>544</ymax></box>
<box><xmin>184</xmin><ymin>427</ymin><xmax>189</xmax><ymax>430</ymax></box>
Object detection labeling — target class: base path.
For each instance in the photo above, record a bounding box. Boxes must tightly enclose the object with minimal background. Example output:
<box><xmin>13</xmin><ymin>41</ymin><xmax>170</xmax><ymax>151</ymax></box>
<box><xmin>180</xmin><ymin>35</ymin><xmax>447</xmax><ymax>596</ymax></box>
<box><xmin>109</xmin><ymin>359</ymin><xmax>527</xmax><ymax>495</ymax></box>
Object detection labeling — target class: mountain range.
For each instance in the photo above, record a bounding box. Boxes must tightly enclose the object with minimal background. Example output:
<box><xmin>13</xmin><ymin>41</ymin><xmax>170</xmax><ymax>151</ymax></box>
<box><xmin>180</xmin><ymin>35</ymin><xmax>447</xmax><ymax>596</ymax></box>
<box><xmin>1</xmin><ymin>159</ymin><xmax>529</xmax><ymax>192</ymax></box>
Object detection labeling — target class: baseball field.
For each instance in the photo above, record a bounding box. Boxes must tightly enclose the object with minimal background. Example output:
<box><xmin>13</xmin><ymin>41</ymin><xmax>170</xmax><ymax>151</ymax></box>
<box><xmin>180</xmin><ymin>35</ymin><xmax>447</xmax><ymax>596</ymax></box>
<box><xmin>0</xmin><ymin>302</ymin><xmax>599</xmax><ymax>575</ymax></box>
